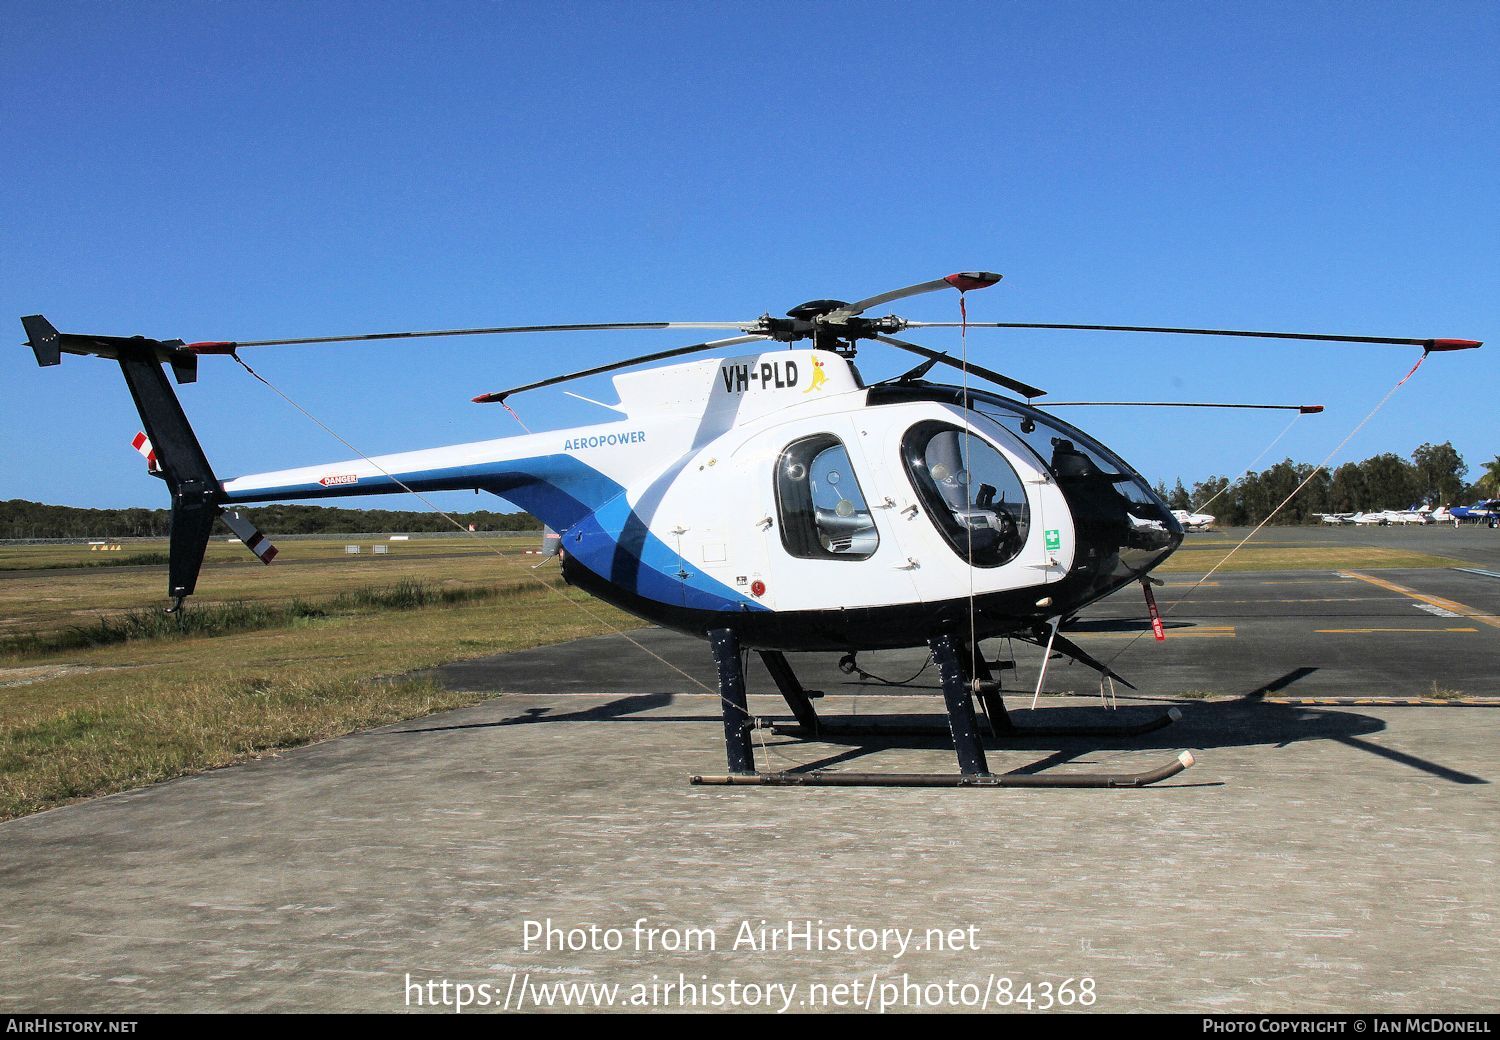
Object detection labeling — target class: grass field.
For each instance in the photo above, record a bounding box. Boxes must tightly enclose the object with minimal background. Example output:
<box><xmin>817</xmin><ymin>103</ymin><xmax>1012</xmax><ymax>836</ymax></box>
<box><xmin>0</xmin><ymin>536</ymin><xmax>627</xmax><ymax>819</ymax></box>
<box><xmin>0</xmin><ymin>533</ymin><xmax>538</xmax><ymax>571</ymax></box>
<box><xmin>1155</xmin><ymin>542</ymin><xmax>1467</xmax><ymax>573</ymax></box>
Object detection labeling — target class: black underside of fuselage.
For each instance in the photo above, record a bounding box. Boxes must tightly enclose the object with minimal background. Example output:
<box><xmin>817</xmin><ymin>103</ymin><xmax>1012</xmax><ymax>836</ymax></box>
<box><xmin>561</xmin><ymin>552</ymin><xmax>1162</xmax><ymax>653</ymax></box>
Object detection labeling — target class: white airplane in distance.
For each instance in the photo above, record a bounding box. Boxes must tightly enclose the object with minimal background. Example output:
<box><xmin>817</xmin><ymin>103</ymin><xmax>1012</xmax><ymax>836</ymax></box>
<box><xmin>1370</xmin><ymin>504</ymin><xmax>1434</xmax><ymax>525</ymax></box>
<box><xmin>1319</xmin><ymin>502</ymin><xmax>1441</xmax><ymax>526</ymax></box>
<box><xmin>1171</xmin><ymin>509</ymin><xmax>1215</xmax><ymax>532</ymax></box>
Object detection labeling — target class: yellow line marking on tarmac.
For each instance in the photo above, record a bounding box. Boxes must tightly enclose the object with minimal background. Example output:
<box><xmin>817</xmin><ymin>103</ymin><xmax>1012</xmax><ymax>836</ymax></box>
<box><xmin>1248</xmin><ymin>579</ymin><xmax>1360</xmax><ymax>586</ymax></box>
<box><xmin>1200</xmin><ymin>597</ymin><xmax>1388</xmax><ymax>604</ymax></box>
<box><xmin>1265</xmin><ymin>697</ymin><xmax>1498</xmax><ymax>707</ymax></box>
<box><xmin>1314</xmin><ymin>627</ymin><xmax>1478</xmax><ymax>634</ymax></box>
<box><xmin>1341</xmin><ymin>571</ymin><xmax>1500</xmax><ymax>630</ymax></box>
<box><xmin>1074</xmin><ymin>626</ymin><xmax>1236</xmax><ymax>639</ymax></box>
<box><xmin>1161</xmin><ymin>581</ymin><xmax>1219</xmax><ymax>587</ymax></box>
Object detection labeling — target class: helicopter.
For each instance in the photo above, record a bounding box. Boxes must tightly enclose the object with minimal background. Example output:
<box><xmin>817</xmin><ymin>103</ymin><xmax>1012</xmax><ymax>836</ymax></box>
<box><xmin>19</xmin><ymin>272</ymin><xmax>1481</xmax><ymax>789</ymax></box>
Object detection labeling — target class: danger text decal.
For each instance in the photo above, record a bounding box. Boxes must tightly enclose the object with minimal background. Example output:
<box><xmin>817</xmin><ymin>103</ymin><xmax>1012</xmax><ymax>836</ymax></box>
<box><xmin>319</xmin><ymin>474</ymin><xmax>359</xmax><ymax>487</ymax></box>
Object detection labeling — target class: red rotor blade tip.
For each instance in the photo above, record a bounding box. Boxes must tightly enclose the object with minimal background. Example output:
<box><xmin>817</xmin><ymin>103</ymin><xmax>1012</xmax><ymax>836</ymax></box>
<box><xmin>1300</xmin><ymin>405</ymin><xmax>1325</xmax><ymax>414</ymax></box>
<box><xmin>186</xmin><ymin>341</ymin><xmax>238</xmax><ymax>355</ymax></box>
<box><xmin>943</xmin><ymin>272</ymin><xmax>1002</xmax><ymax>293</ymax></box>
<box><xmin>1427</xmin><ymin>338</ymin><xmax>1482</xmax><ymax>351</ymax></box>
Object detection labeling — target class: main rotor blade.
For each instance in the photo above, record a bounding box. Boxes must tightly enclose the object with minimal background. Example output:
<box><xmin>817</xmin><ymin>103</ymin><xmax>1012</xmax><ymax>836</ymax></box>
<box><xmin>831</xmin><ymin>272</ymin><xmax>1002</xmax><ymax>319</ymax></box>
<box><xmin>186</xmin><ymin>321</ymin><xmax>755</xmax><ymax>353</ymax></box>
<box><xmin>472</xmin><ymin>335</ymin><xmax>770</xmax><ymax>404</ymax></box>
<box><xmin>1042</xmin><ymin>401</ymin><xmax>1324</xmax><ymax>413</ymax></box>
<box><xmin>902</xmin><ymin>322</ymin><xmax>1482</xmax><ymax>351</ymax></box>
<box><xmin>874</xmin><ymin>335</ymin><xmax>1046</xmax><ymax>399</ymax></box>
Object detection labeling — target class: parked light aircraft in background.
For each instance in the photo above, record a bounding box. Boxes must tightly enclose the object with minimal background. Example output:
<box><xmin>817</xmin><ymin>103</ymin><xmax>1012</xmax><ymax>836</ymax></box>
<box><xmin>1451</xmin><ymin>500</ymin><xmax>1500</xmax><ymax>525</ymax></box>
<box><xmin>1170</xmin><ymin>509</ymin><xmax>1215</xmax><ymax>532</ymax></box>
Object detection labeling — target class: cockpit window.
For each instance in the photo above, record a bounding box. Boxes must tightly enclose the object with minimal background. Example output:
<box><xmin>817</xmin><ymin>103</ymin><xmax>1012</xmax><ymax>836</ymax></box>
<box><xmin>901</xmin><ymin>421</ymin><xmax>1029</xmax><ymax>568</ymax></box>
<box><xmin>775</xmin><ymin>434</ymin><xmax>879</xmax><ymax>560</ymax></box>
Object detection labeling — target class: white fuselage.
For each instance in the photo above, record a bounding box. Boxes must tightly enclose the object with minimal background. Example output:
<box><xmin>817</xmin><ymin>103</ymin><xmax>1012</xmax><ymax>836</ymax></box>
<box><xmin>217</xmin><ymin>348</ymin><xmax>1178</xmax><ymax>648</ymax></box>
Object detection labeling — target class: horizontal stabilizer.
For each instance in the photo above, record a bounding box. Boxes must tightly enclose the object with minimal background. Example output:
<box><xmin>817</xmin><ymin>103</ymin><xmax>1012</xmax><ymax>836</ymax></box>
<box><xmin>21</xmin><ymin>315</ymin><xmax>200</xmax><ymax>384</ymax></box>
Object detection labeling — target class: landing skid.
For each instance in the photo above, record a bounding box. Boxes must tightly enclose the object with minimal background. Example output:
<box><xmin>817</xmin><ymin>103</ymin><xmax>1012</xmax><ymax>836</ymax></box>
<box><xmin>692</xmin><ymin>751</ymin><xmax>1196</xmax><ymax>789</ymax></box>
<box><xmin>769</xmin><ymin>707</ymin><xmax>1182</xmax><ymax>740</ymax></box>
<box><xmin>699</xmin><ymin>629</ymin><xmax>1196</xmax><ymax>790</ymax></box>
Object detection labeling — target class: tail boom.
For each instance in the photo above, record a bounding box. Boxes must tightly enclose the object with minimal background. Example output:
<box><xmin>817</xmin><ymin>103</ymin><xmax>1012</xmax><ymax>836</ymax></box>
<box><xmin>219</xmin><ymin>436</ymin><xmax>631</xmax><ymax>535</ymax></box>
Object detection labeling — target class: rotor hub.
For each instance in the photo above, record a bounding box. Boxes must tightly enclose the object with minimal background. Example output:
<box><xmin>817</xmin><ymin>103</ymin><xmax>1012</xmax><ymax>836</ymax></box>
<box><xmin>750</xmin><ymin>301</ymin><xmax>904</xmax><ymax>355</ymax></box>
<box><xmin>785</xmin><ymin>299</ymin><xmax>849</xmax><ymax>321</ymax></box>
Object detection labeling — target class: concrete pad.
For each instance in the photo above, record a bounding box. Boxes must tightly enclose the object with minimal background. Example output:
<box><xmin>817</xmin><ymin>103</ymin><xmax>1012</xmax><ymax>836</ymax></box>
<box><xmin>1</xmin><ymin>658</ymin><xmax>1496</xmax><ymax>1011</ymax></box>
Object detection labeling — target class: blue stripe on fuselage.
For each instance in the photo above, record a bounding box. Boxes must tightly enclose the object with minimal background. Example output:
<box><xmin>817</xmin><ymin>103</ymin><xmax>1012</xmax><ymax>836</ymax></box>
<box><xmin>221</xmin><ymin>452</ymin><xmax>764</xmax><ymax>613</ymax></box>
<box><xmin>565</xmin><ymin>496</ymin><xmax>768</xmax><ymax>614</ymax></box>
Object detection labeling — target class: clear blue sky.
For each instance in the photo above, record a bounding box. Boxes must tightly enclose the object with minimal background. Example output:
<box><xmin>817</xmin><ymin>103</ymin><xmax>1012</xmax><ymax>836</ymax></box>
<box><xmin>4</xmin><ymin>1</ymin><xmax>1496</xmax><ymax>512</ymax></box>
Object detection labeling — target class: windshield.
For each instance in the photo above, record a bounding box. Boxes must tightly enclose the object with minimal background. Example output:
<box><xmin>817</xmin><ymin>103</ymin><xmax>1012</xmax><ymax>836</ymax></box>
<box><xmin>971</xmin><ymin>395</ymin><xmax>1171</xmax><ymax>527</ymax></box>
<box><xmin>964</xmin><ymin>392</ymin><xmax>1180</xmax><ymax>583</ymax></box>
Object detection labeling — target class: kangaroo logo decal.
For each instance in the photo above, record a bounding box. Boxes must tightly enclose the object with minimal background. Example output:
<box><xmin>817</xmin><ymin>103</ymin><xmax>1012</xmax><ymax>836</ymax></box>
<box><xmin>803</xmin><ymin>358</ymin><xmax>828</xmax><ymax>394</ymax></box>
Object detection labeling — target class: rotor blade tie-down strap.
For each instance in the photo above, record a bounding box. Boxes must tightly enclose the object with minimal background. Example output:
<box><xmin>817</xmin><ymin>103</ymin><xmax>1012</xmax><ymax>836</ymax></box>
<box><xmin>1141</xmin><ymin>578</ymin><xmax>1165</xmax><ymax>642</ymax></box>
<box><xmin>500</xmin><ymin>399</ymin><xmax>530</xmax><ymax>432</ymax></box>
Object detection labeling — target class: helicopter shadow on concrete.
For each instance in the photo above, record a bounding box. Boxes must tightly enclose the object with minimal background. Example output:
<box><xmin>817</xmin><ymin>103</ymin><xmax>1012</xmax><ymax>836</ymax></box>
<box><xmin>781</xmin><ymin>667</ymin><xmax>1487</xmax><ymax>786</ymax></box>
<box><xmin>392</xmin><ymin>692</ymin><xmax>691</xmax><ymax>733</ymax></box>
<box><xmin>1055</xmin><ymin>618</ymin><xmax>1201</xmax><ymax>634</ymax></box>
<box><xmin>393</xmin><ymin>667</ymin><xmax>1486</xmax><ymax>787</ymax></box>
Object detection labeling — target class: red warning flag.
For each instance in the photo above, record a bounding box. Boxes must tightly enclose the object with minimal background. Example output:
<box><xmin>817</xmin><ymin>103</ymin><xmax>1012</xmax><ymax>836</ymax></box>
<box><xmin>131</xmin><ymin>432</ymin><xmax>161</xmax><ymax>473</ymax></box>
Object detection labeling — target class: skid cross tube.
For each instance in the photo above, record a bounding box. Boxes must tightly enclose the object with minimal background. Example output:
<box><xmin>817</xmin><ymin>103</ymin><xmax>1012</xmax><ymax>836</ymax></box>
<box><xmin>757</xmin><ymin>650</ymin><xmax>822</xmax><ymax>733</ymax></box>
<box><xmin>709</xmin><ymin>628</ymin><xmax>755</xmax><ymax>775</ymax></box>
<box><xmin>968</xmin><ymin>650</ymin><xmax>1014</xmax><ymax>734</ymax></box>
<box><xmin>929</xmin><ymin>634</ymin><xmax>991</xmax><ymax>776</ymax></box>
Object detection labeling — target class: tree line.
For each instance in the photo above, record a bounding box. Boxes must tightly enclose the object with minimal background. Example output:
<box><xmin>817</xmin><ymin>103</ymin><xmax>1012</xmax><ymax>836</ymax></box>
<box><xmin>1157</xmin><ymin>442</ymin><xmax>1500</xmax><ymax>527</ymax></box>
<box><xmin>0</xmin><ymin>499</ymin><xmax>544</xmax><ymax>540</ymax></box>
